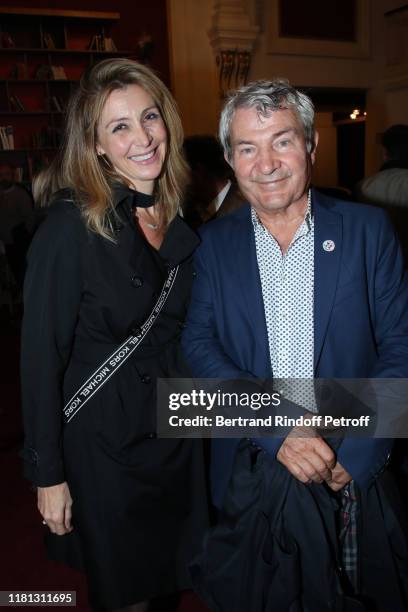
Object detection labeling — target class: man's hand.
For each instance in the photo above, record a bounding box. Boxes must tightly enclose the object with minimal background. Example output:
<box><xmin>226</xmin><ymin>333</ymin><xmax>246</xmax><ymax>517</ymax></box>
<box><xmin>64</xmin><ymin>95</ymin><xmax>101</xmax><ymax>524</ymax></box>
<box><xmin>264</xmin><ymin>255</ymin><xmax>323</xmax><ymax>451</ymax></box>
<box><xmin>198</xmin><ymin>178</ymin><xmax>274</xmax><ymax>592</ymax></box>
<box><xmin>326</xmin><ymin>462</ymin><xmax>352</xmax><ymax>492</ymax></box>
<box><xmin>37</xmin><ymin>482</ymin><xmax>73</xmax><ymax>535</ymax></box>
<box><xmin>277</xmin><ymin>426</ymin><xmax>336</xmax><ymax>484</ymax></box>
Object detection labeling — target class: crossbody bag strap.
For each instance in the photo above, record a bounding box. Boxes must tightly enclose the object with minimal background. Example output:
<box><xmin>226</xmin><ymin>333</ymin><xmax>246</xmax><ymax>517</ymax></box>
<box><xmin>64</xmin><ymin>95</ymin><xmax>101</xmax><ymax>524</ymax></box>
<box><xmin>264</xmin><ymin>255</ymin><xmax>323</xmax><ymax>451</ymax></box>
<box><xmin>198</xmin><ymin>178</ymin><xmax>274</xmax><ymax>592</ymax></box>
<box><xmin>63</xmin><ymin>265</ymin><xmax>179</xmax><ymax>424</ymax></box>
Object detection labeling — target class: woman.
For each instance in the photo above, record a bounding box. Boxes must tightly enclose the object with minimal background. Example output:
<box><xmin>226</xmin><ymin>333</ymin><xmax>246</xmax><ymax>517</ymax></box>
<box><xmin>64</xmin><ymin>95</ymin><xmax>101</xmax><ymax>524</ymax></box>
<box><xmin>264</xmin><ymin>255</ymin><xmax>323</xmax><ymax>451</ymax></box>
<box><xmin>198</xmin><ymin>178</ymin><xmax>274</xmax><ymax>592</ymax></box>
<box><xmin>20</xmin><ymin>58</ymin><xmax>207</xmax><ymax>611</ymax></box>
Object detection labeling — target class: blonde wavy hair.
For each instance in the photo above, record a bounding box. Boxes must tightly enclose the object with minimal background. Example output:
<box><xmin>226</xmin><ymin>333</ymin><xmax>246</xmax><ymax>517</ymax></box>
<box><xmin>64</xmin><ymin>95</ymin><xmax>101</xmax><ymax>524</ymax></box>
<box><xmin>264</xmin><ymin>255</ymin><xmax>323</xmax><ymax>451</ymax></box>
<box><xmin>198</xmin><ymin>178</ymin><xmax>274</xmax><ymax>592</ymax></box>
<box><xmin>33</xmin><ymin>58</ymin><xmax>189</xmax><ymax>239</ymax></box>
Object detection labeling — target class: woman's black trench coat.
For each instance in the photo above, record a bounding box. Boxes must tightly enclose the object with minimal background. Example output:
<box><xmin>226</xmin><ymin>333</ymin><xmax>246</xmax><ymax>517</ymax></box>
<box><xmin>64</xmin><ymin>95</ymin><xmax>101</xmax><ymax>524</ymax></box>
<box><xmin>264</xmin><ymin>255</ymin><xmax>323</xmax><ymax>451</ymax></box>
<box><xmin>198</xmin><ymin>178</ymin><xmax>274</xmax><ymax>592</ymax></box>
<box><xmin>20</xmin><ymin>185</ymin><xmax>208</xmax><ymax>610</ymax></box>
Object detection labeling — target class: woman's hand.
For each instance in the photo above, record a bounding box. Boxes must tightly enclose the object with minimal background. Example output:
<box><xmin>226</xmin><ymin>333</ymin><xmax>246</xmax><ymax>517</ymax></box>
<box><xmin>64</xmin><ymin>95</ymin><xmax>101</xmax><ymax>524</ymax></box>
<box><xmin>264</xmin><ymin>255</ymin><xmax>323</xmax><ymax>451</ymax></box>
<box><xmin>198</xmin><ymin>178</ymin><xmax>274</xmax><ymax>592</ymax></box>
<box><xmin>37</xmin><ymin>482</ymin><xmax>73</xmax><ymax>535</ymax></box>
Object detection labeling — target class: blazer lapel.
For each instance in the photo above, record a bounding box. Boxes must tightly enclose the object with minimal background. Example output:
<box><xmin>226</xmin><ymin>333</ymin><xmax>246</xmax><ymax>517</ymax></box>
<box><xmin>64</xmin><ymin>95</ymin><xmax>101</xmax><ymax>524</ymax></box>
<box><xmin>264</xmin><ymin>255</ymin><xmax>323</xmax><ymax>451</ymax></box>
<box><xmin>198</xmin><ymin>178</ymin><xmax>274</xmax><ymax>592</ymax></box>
<box><xmin>314</xmin><ymin>190</ymin><xmax>343</xmax><ymax>372</ymax></box>
<box><xmin>232</xmin><ymin>206</ymin><xmax>271</xmax><ymax>377</ymax></box>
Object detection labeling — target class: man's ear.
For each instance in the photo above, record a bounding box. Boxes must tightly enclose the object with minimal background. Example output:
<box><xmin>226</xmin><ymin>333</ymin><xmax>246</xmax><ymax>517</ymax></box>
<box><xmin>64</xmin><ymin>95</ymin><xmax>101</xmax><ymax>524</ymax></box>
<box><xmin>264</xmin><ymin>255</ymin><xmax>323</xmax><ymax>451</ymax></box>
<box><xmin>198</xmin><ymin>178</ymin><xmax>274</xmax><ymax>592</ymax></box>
<box><xmin>311</xmin><ymin>131</ymin><xmax>319</xmax><ymax>164</ymax></box>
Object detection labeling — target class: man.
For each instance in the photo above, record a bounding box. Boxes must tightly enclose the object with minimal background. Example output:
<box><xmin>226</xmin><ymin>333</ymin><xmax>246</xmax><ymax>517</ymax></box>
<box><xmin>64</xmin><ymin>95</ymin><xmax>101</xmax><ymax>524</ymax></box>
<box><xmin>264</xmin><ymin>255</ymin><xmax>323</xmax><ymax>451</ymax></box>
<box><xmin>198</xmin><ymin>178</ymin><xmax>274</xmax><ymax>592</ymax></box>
<box><xmin>183</xmin><ymin>135</ymin><xmax>245</xmax><ymax>228</ymax></box>
<box><xmin>356</xmin><ymin>124</ymin><xmax>408</xmax><ymax>209</ymax></box>
<box><xmin>355</xmin><ymin>124</ymin><xmax>408</xmax><ymax>261</ymax></box>
<box><xmin>182</xmin><ymin>80</ymin><xmax>408</xmax><ymax>611</ymax></box>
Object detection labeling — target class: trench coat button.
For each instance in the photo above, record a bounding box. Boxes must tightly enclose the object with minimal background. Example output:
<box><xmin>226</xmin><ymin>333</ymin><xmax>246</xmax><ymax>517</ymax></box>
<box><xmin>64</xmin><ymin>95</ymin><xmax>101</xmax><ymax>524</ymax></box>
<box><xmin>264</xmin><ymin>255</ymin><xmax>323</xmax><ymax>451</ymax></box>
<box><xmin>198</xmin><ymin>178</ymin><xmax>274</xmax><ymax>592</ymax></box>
<box><xmin>112</xmin><ymin>222</ymin><xmax>124</xmax><ymax>234</ymax></box>
<box><xmin>141</xmin><ymin>374</ymin><xmax>151</xmax><ymax>384</ymax></box>
<box><xmin>148</xmin><ymin>432</ymin><xmax>156</xmax><ymax>439</ymax></box>
<box><xmin>131</xmin><ymin>275</ymin><xmax>143</xmax><ymax>288</ymax></box>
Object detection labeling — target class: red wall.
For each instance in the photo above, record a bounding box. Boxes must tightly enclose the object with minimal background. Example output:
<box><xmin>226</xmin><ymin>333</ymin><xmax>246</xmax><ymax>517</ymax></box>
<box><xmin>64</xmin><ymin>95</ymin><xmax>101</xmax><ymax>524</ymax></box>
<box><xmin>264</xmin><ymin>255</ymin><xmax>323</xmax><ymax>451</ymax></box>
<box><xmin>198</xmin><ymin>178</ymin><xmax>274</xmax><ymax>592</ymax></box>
<box><xmin>5</xmin><ymin>0</ymin><xmax>171</xmax><ymax>85</ymax></box>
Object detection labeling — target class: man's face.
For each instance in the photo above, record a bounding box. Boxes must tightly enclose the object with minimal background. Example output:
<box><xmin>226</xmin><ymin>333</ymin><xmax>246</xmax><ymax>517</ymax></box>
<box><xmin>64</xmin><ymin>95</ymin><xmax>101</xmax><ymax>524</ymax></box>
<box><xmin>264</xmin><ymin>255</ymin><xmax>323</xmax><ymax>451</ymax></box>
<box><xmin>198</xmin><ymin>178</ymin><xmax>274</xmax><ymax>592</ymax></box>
<box><xmin>228</xmin><ymin>107</ymin><xmax>317</xmax><ymax>216</ymax></box>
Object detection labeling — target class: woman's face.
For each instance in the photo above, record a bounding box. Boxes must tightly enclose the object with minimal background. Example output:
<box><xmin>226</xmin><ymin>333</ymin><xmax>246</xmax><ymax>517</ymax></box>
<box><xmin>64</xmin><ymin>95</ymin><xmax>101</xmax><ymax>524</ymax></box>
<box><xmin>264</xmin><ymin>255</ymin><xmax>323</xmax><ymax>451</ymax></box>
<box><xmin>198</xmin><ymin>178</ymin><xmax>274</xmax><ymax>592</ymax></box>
<box><xmin>96</xmin><ymin>84</ymin><xmax>167</xmax><ymax>194</ymax></box>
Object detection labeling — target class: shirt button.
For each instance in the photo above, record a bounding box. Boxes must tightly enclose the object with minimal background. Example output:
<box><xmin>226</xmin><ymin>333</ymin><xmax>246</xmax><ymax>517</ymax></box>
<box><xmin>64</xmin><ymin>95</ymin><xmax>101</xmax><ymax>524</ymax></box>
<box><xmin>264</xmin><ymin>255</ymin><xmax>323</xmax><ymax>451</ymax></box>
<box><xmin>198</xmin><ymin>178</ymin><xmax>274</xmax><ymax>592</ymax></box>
<box><xmin>147</xmin><ymin>432</ymin><xmax>156</xmax><ymax>439</ymax></box>
<box><xmin>141</xmin><ymin>374</ymin><xmax>151</xmax><ymax>384</ymax></box>
<box><xmin>131</xmin><ymin>275</ymin><xmax>143</xmax><ymax>288</ymax></box>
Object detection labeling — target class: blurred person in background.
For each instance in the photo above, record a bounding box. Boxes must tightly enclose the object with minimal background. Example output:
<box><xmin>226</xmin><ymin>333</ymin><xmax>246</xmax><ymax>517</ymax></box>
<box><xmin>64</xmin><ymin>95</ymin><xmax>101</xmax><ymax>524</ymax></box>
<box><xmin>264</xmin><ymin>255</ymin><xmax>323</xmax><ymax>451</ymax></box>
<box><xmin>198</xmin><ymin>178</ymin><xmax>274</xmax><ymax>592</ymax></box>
<box><xmin>355</xmin><ymin>124</ymin><xmax>408</xmax><ymax>262</ymax></box>
<box><xmin>183</xmin><ymin>134</ymin><xmax>245</xmax><ymax>228</ymax></box>
<box><xmin>0</xmin><ymin>162</ymin><xmax>34</xmax><ymax>290</ymax></box>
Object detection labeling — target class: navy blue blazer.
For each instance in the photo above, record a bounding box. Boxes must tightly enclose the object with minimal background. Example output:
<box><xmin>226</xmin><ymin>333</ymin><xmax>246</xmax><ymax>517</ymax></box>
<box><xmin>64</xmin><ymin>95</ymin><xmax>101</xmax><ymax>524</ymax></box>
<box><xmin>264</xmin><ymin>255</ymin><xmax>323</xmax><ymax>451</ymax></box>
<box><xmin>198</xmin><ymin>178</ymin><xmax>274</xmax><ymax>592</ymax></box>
<box><xmin>182</xmin><ymin>189</ymin><xmax>408</xmax><ymax>507</ymax></box>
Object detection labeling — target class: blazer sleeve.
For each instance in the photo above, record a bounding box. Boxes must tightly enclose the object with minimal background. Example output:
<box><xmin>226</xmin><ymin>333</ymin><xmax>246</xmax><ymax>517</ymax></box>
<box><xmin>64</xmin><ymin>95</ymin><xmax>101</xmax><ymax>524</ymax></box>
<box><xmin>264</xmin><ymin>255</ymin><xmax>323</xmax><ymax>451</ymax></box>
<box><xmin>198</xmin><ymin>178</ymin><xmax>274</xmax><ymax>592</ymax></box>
<box><xmin>337</xmin><ymin>209</ymin><xmax>408</xmax><ymax>488</ymax></box>
<box><xmin>182</xmin><ymin>239</ymin><xmax>255</xmax><ymax>380</ymax></box>
<box><xmin>20</xmin><ymin>204</ymin><xmax>84</xmax><ymax>487</ymax></box>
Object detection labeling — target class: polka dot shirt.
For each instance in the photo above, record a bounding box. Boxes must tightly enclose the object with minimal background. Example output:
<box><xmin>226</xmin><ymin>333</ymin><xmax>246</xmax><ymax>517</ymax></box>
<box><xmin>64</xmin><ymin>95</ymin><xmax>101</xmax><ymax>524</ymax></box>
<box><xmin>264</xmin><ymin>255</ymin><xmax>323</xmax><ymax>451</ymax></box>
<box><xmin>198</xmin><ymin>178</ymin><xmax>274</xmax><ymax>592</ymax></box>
<box><xmin>252</xmin><ymin>191</ymin><xmax>316</xmax><ymax>411</ymax></box>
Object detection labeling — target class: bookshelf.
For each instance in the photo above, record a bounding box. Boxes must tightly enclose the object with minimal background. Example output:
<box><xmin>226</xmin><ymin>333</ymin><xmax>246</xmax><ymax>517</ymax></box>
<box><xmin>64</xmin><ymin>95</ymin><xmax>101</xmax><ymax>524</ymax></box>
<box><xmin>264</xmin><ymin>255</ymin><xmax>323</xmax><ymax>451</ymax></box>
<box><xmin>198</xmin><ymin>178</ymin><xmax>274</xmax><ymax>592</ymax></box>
<box><xmin>0</xmin><ymin>7</ymin><xmax>131</xmax><ymax>183</ymax></box>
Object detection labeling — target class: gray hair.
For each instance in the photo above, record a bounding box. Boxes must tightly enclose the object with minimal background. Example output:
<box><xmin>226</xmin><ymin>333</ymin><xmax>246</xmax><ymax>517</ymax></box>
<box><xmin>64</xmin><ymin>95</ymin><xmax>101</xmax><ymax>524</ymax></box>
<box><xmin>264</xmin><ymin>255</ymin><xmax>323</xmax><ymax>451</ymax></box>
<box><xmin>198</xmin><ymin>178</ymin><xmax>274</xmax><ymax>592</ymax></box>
<box><xmin>219</xmin><ymin>79</ymin><xmax>315</xmax><ymax>161</ymax></box>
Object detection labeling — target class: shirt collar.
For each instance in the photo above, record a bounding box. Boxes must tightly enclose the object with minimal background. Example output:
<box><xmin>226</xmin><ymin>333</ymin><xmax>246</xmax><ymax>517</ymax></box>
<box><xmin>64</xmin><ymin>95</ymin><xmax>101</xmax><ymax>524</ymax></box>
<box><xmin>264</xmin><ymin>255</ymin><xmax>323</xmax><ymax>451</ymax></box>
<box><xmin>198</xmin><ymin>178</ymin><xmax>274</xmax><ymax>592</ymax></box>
<box><xmin>111</xmin><ymin>182</ymin><xmax>155</xmax><ymax>210</ymax></box>
<box><xmin>212</xmin><ymin>180</ymin><xmax>231</xmax><ymax>212</ymax></box>
<box><xmin>298</xmin><ymin>189</ymin><xmax>313</xmax><ymax>237</ymax></box>
<box><xmin>251</xmin><ymin>188</ymin><xmax>313</xmax><ymax>234</ymax></box>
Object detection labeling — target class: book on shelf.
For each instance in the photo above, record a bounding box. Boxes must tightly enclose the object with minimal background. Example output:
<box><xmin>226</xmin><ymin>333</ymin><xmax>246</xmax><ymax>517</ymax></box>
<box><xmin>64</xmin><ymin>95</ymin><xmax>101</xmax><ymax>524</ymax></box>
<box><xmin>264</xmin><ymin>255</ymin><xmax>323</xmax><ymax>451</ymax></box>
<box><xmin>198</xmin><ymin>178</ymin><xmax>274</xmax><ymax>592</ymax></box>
<box><xmin>0</xmin><ymin>126</ymin><xmax>8</xmax><ymax>149</ymax></box>
<box><xmin>88</xmin><ymin>32</ymin><xmax>116</xmax><ymax>52</ymax></box>
<box><xmin>31</xmin><ymin>126</ymin><xmax>61</xmax><ymax>149</ymax></box>
<box><xmin>50</xmin><ymin>65</ymin><xmax>67</xmax><ymax>80</ymax></box>
<box><xmin>0</xmin><ymin>32</ymin><xmax>15</xmax><ymax>49</ymax></box>
<box><xmin>88</xmin><ymin>35</ymin><xmax>101</xmax><ymax>51</ymax></box>
<box><xmin>5</xmin><ymin>125</ymin><xmax>14</xmax><ymax>149</ymax></box>
<box><xmin>14</xmin><ymin>167</ymin><xmax>23</xmax><ymax>183</ymax></box>
<box><xmin>0</xmin><ymin>125</ymin><xmax>14</xmax><ymax>150</ymax></box>
<box><xmin>104</xmin><ymin>37</ymin><xmax>117</xmax><ymax>52</ymax></box>
<box><xmin>49</xmin><ymin>95</ymin><xmax>64</xmax><ymax>112</ymax></box>
<box><xmin>43</xmin><ymin>32</ymin><xmax>56</xmax><ymax>50</ymax></box>
<box><xmin>35</xmin><ymin>64</ymin><xmax>52</xmax><ymax>80</ymax></box>
<box><xmin>9</xmin><ymin>95</ymin><xmax>26</xmax><ymax>112</ymax></box>
<box><xmin>9</xmin><ymin>63</ymin><xmax>28</xmax><ymax>80</ymax></box>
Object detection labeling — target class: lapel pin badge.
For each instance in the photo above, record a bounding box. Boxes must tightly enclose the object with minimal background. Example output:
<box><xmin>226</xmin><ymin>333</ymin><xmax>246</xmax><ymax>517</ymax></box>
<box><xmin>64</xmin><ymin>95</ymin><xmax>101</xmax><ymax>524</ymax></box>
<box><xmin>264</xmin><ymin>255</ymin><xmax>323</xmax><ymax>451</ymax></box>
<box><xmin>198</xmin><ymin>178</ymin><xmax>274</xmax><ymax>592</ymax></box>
<box><xmin>323</xmin><ymin>240</ymin><xmax>335</xmax><ymax>252</ymax></box>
